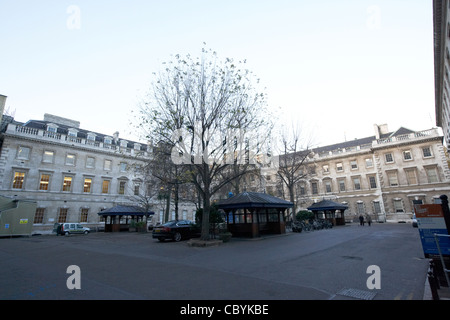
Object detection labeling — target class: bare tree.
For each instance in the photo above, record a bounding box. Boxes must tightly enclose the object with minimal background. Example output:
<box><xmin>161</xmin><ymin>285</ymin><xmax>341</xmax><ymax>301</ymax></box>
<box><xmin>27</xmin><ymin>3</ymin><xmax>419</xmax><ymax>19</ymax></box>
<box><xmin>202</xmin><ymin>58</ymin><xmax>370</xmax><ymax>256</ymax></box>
<box><xmin>137</xmin><ymin>47</ymin><xmax>274</xmax><ymax>240</ymax></box>
<box><xmin>276</xmin><ymin>122</ymin><xmax>315</xmax><ymax>216</ymax></box>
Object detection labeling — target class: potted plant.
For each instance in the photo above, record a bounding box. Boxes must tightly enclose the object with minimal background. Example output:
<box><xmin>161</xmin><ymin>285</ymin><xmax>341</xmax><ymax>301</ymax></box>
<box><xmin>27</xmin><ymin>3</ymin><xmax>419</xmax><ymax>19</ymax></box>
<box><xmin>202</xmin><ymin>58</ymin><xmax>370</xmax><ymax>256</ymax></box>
<box><xmin>136</xmin><ymin>221</ymin><xmax>147</xmax><ymax>233</ymax></box>
<box><xmin>129</xmin><ymin>220</ymin><xmax>137</xmax><ymax>232</ymax></box>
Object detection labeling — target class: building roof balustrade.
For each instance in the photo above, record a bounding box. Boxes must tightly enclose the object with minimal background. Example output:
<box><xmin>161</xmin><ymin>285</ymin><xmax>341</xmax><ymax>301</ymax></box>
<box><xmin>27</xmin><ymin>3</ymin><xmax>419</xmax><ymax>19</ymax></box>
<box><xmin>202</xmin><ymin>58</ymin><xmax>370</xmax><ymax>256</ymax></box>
<box><xmin>314</xmin><ymin>128</ymin><xmax>442</xmax><ymax>159</ymax></box>
<box><xmin>6</xmin><ymin>123</ymin><xmax>150</xmax><ymax>158</ymax></box>
<box><xmin>373</xmin><ymin>128</ymin><xmax>441</xmax><ymax>147</ymax></box>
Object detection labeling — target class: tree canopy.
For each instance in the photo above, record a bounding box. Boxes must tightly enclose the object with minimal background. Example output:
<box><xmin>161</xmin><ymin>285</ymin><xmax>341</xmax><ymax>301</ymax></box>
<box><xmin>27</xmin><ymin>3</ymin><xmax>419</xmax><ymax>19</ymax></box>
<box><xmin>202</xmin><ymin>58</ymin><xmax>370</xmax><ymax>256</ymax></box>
<box><xmin>137</xmin><ymin>47</ymin><xmax>275</xmax><ymax>240</ymax></box>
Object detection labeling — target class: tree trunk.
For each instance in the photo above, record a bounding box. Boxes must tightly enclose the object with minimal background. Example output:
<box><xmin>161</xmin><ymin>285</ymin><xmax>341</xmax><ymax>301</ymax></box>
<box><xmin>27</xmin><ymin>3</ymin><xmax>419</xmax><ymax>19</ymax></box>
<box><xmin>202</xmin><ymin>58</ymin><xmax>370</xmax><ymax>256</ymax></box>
<box><xmin>174</xmin><ymin>182</ymin><xmax>179</xmax><ymax>220</ymax></box>
<box><xmin>289</xmin><ymin>184</ymin><xmax>296</xmax><ymax>219</ymax></box>
<box><xmin>165</xmin><ymin>187</ymin><xmax>171</xmax><ymax>222</ymax></box>
<box><xmin>200</xmin><ymin>164</ymin><xmax>211</xmax><ymax>240</ymax></box>
<box><xmin>201</xmin><ymin>193</ymin><xmax>211</xmax><ymax>240</ymax></box>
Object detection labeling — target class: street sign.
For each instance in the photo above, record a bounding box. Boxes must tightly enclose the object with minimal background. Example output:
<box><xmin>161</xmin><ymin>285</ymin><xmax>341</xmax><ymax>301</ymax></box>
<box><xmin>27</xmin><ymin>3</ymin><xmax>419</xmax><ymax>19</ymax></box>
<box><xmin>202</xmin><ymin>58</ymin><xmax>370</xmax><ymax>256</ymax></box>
<box><xmin>414</xmin><ymin>204</ymin><xmax>450</xmax><ymax>257</ymax></box>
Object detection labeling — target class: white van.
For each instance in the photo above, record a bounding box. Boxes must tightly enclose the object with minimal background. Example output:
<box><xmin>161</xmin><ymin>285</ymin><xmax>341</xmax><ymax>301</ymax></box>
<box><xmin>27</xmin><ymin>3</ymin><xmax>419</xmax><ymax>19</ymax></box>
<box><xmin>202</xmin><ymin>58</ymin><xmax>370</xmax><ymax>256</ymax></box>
<box><xmin>59</xmin><ymin>223</ymin><xmax>90</xmax><ymax>235</ymax></box>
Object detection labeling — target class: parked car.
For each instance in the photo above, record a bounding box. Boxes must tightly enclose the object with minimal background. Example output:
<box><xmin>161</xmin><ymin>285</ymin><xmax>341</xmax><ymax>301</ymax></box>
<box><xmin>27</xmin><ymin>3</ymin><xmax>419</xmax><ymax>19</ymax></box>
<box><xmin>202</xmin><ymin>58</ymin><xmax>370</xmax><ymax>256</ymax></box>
<box><xmin>152</xmin><ymin>220</ymin><xmax>200</xmax><ymax>242</ymax></box>
<box><xmin>58</xmin><ymin>223</ymin><xmax>90</xmax><ymax>235</ymax></box>
<box><xmin>412</xmin><ymin>214</ymin><xmax>418</xmax><ymax>228</ymax></box>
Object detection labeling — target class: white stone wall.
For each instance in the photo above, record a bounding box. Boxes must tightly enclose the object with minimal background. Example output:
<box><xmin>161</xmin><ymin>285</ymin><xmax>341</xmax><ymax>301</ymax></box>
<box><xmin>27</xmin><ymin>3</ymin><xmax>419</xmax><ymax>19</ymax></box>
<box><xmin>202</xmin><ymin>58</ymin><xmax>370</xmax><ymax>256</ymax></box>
<box><xmin>0</xmin><ymin>122</ymin><xmax>197</xmax><ymax>234</ymax></box>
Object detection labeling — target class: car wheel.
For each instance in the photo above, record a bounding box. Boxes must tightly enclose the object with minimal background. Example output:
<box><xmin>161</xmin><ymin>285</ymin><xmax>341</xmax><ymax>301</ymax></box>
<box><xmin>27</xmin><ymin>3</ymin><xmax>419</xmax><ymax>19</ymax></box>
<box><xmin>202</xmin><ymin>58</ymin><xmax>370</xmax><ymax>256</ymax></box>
<box><xmin>174</xmin><ymin>232</ymin><xmax>182</xmax><ymax>242</ymax></box>
<box><xmin>84</xmin><ymin>230</ymin><xmax>89</xmax><ymax>234</ymax></box>
<box><xmin>64</xmin><ymin>231</ymin><xmax>70</xmax><ymax>236</ymax></box>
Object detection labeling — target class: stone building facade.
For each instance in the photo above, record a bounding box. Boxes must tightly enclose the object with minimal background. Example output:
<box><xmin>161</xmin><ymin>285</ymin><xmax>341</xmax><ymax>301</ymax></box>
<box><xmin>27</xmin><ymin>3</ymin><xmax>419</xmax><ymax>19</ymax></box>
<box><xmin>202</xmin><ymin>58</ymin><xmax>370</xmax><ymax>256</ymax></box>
<box><xmin>0</xmin><ymin>113</ymin><xmax>197</xmax><ymax>234</ymax></box>
<box><xmin>434</xmin><ymin>0</ymin><xmax>450</xmax><ymax>148</ymax></box>
<box><xmin>250</xmin><ymin>124</ymin><xmax>450</xmax><ymax>223</ymax></box>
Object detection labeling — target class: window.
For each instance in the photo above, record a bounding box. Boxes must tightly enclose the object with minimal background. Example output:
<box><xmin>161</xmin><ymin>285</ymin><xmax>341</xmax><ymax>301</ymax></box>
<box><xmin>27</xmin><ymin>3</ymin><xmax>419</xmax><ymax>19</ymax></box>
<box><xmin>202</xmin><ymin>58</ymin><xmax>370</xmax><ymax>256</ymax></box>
<box><xmin>102</xmin><ymin>180</ymin><xmax>110</xmax><ymax>193</ymax></box>
<box><xmin>104</xmin><ymin>137</ymin><xmax>112</xmax><ymax>145</ymax></box>
<box><xmin>62</xmin><ymin>176</ymin><xmax>72</xmax><ymax>192</ymax></box>
<box><xmin>66</xmin><ymin>154</ymin><xmax>76</xmax><ymax>166</ymax></box>
<box><xmin>393</xmin><ymin>199</ymin><xmax>404</xmax><ymax>213</ymax></box>
<box><xmin>57</xmin><ymin>208</ymin><xmax>68</xmax><ymax>223</ymax></box>
<box><xmin>43</xmin><ymin>151</ymin><xmax>54</xmax><ymax>163</ymax></box>
<box><xmin>385</xmin><ymin>153</ymin><xmax>394</xmax><ymax>163</ymax></box>
<box><xmin>83</xmin><ymin>178</ymin><xmax>92</xmax><ymax>193</ymax></box>
<box><xmin>80</xmin><ymin>208</ymin><xmax>89</xmax><ymax>223</ymax></box>
<box><xmin>134</xmin><ymin>184</ymin><xmax>140</xmax><ymax>196</ymax></box>
<box><xmin>39</xmin><ymin>174</ymin><xmax>50</xmax><ymax>191</ymax></box>
<box><xmin>12</xmin><ymin>172</ymin><xmax>25</xmax><ymax>189</ymax></box>
<box><xmin>68</xmin><ymin>129</ymin><xmax>78</xmax><ymax>137</ymax></box>
<box><xmin>373</xmin><ymin>201</ymin><xmax>381</xmax><ymax>214</ymax></box>
<box><xmin>357</xmin><ymin>202</ymin><xmax>365</xmax><ymax>214</ymax></box>
<box><xmin>322</xmin><ymin>165</ymin><xmax>329</xmax><ymax>174</ymax></box>
<box><xmin>104</xmin><ymin>159</ymin><xmax>112</xmax><ymax>171</ymax></box>
<box><xmin>299</xmin><ymin>184</ymin><xmax>306</xmax><ymax>195</ymax></box>
<box><xmin>324</xmin><ymin>180</ymin><xmax>332</xmax><ymax>193</ymax></box>
<box><xmin>34</xmin><ymin>208</ymin><xmax>45</xmax><ymax>224</ymax></box>
<box><xmin>365</xmin><ymin>158</ymin><xmax>373</xmax><ymax>168</ymax></box>
<box><xmin>336</xmin><ymin>162</ymin><xmax>343</xmax><ymax>172</ymax></box>
<box><xmin>422</xmin><ymin>147</ymin><xmax>432</xmax><ymax>158</ymax></box>
<box><xmin>17</xmin><ymin>146</ymin><xmax>30</xmax><ymax>160</ymax></box>
<box><xmin>426</xmin><ymin>167</ymin><xmax>439</xmax><ymax>183</ymax></box>
<box><xmin>86</xmin><ymin>157</ymin><xmax>95</xmax><ymax>168</ymax></box>
<box><xmin>119</xmin><ymin>181</ymin><xmax>126</xmax><ymax>195</ymax></box>
<box><xmin>311</xmin><ymin>182</ymin><xmax>318</xmax><ymax>195</ymax></box>
<box><xmin>120</xmin><ymin>162</ymin><xmax>128</xmax><ymax>172</ymax></box>
<box><xmin>402</xmin><ymin>150</ymin><xmax>412</xmax><ymax>161</ymax></box>
<box><xmin>353</xmin><ymin>177</ymin><xmax>361</xmax><ymax>190</ymax></box>
<box><xmin>368</xmin><ymin>176</ymin><xmax>377</xmax><ymax>189</ymax></box>
<box><xmin>405</xmin><ymin>169</ymin><xmax>418</xmax><ymax>185</ymax></box>
<box><xmin>87</xmin><ymin>133</ymin><xmax>96</xmax><ymax>142</ymax></box>
<box><xmin>350</xmin><ymin>160</ymin><xmax>358</xmax><ymax>170</ymax></box>
<box><xmin>387</xmin><ymin>171</ymin><xmax>399</xmax><ymax>186</ymax></box>
<box><xmin>339</xmin><ymin>179</ymin><xmax>346</xmax><ymax>192</ymax></box>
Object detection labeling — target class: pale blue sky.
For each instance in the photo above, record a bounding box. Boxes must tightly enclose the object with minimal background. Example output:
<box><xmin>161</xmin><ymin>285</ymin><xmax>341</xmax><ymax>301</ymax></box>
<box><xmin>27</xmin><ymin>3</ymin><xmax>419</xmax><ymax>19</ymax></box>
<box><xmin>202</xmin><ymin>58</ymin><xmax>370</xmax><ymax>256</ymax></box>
<box><xmin>0</xmin><ymin>1</ymin><xmax>435</xmax><ymax>147</ymax></box>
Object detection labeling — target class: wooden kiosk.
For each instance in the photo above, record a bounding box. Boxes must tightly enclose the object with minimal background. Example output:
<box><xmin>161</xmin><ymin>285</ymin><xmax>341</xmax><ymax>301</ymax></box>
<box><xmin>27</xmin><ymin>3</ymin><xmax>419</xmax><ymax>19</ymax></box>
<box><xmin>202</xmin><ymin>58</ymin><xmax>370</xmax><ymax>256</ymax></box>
<box><xmin>307</xmin><ymin>200</ymin><xmax>348</xmax><ymax>226</ymax></box>
<box><xmin>97</xmin><ymin>205</ymin><xmax>154</xmax><ymax>232</ymax></box>
<box><xmin>217</xmin><ymin>192</ymin><xmax>293</xmax><ymax>238</ymax></box>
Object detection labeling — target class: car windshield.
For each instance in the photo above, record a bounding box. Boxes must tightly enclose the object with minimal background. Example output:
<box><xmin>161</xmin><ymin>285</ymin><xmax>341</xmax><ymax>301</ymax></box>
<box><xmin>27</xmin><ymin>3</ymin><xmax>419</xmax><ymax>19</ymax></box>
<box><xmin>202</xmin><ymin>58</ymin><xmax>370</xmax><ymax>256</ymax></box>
<box><xmin>161</xmin><ymin>221</ymin><xmax>177</xmax><ymax>227</ymax></box>
<box><xmin>161</xmin><ymin>220</ymin><xmax>193</xmax><ymax>227</ymax></box>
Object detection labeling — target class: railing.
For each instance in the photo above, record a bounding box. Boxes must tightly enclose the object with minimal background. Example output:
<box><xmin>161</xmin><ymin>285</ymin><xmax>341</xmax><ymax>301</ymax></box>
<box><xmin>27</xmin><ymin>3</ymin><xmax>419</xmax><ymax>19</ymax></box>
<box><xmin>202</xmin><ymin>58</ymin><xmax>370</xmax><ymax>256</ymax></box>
<box><xmin>374</xmin><ymin>129</ymin><xmax>438</xmax><ymax>146</ymax></box>
<box><xmin>8</xmin><ymin>123</ymin><xmax>149</xmax><ymax>157</ymax></box>
<box><xmin>317</xmin><ymin>143</ymin><xmax>372</xmax><ymax>158</ymax></box>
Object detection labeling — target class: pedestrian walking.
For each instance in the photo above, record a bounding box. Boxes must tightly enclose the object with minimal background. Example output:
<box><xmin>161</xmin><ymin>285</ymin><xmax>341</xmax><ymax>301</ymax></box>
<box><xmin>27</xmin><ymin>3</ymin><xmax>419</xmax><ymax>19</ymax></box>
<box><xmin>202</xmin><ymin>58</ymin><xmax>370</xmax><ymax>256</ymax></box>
<box><xmin>359</xmin><ymin>214</ymin><xmax>364</xmax><ymax>226</ymax></box>
<box><xmin>366</xmin><ymin>214</ymin><xmax>372</xmax><ymax>226</ymax></box>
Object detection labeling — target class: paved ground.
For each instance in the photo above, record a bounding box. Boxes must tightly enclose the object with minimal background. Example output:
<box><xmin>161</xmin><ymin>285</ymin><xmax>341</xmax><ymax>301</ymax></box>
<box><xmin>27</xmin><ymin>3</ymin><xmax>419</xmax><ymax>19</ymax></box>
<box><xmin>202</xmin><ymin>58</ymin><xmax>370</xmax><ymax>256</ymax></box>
<box><xmin>0</xmin><ymin>221</ymin><xmax>429</xmax><ymax>303</ymax></box>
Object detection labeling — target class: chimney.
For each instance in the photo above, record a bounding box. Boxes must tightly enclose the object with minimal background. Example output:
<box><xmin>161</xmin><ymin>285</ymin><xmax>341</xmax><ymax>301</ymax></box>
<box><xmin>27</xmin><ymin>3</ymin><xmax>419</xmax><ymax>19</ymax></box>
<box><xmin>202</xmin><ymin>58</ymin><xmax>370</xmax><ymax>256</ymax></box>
<box><xmin>0</xmin><ymin>95</ymin><xmax>7</xmax><ymax>117</ymax></box>
<box><xmin>113</xmin><ymin>131</ymin><xmax>119</xmax><ymax>143</ymax></box>
<box><xmin>0</xmin><ymin>95</ymin><xmax>7</xmax><ymax>125</ymax></box>
<box><xmin>374</xmin><ymin>124</ymin><xmax>389</xmax><ymax>139</ymax></box>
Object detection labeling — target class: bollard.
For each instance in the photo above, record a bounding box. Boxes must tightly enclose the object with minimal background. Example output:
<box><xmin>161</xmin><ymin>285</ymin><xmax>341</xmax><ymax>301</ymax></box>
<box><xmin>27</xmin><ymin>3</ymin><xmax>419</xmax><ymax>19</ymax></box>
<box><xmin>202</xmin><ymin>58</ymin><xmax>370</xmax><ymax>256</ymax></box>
<box><xmin>428</xmin><ymin>259</ymin><xmax>440</xmax><ymax>300</ymax></box>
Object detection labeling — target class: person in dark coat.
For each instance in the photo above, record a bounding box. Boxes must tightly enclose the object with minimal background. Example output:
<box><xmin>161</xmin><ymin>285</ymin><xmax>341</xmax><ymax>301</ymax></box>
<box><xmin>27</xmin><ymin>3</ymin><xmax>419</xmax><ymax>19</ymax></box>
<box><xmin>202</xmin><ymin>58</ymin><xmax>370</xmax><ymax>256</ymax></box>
<box><xmin>359</xmin><ymin>214</ymin><xmax>364</xmax><ymax>226</ymax></box>
<box><xmin>366</xmin><ymin>214</ymin><xmax>372</xmax><ymax>226</ymax></box>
